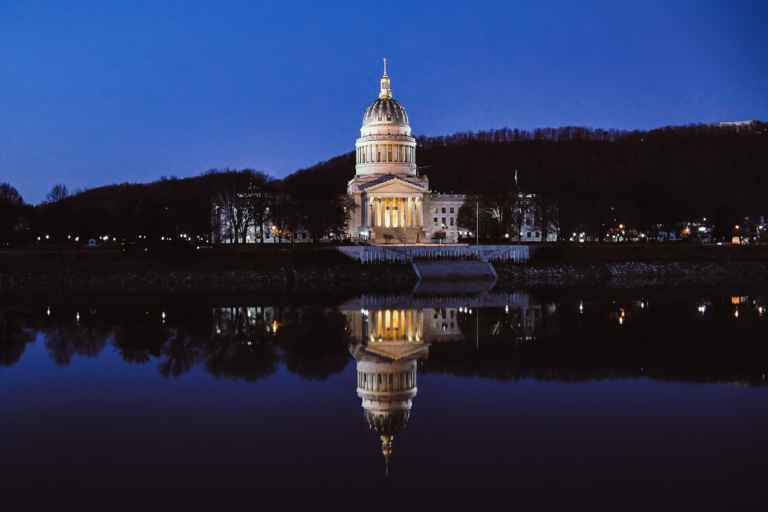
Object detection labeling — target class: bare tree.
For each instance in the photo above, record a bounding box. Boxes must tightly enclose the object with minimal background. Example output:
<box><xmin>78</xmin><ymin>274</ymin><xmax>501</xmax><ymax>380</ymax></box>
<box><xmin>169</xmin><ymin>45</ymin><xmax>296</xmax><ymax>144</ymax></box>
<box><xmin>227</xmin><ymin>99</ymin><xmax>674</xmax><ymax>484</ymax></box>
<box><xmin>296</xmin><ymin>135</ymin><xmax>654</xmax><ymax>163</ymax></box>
<box><xmin>245</xmin><ymin>172</ymin><xmax>274</xmax><ymax>243</ymax></box>
<box><xmin>0</xmin><ymin>183</ymin><xmax>23</xmax><ymax>206</ymax></box>
<box><xmin>214</xmin><ymin>173</ymin><xmax>254</xmax><ymax>244</ymax></box>
<box><xmin>46</xmin><ymin>184</ymin><xmax>69</xmax><ymax>203</ymax></box>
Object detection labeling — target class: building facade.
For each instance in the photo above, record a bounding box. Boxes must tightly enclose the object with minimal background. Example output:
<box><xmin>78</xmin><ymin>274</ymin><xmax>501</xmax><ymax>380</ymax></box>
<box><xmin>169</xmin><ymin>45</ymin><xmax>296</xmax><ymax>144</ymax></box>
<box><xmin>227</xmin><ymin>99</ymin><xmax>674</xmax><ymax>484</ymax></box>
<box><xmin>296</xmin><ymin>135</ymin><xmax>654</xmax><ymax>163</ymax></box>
<box><xmin>347</xmin><ymin>60</ymin><xmax>465</xmax><ymax>244</ymax></box>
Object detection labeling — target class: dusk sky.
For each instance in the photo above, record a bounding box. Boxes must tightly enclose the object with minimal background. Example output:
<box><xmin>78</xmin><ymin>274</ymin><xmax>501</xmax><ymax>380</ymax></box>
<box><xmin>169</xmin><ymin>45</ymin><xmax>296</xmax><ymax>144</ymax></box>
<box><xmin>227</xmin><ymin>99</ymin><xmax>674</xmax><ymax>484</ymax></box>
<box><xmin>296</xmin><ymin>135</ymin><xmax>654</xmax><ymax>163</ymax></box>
<box><xmin>2</xmin><ymin>1</ymin><xmax>766</xmax><ymax>203</ymax></box>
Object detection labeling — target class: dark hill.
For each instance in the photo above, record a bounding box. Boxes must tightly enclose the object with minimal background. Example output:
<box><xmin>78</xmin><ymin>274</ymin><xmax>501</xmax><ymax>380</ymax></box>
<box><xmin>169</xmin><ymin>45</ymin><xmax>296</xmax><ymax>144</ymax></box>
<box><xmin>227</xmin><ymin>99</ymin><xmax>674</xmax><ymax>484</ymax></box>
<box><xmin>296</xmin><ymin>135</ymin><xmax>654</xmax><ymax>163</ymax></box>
<box><xmin>284</xmin><ymin>123</ymin><xmax>768</xmax><ymax>235</ymax></box>
<box><xmin>14</xmin><ymin>122</ymin><xmax>768</xmax><ymax>243</ymax></box>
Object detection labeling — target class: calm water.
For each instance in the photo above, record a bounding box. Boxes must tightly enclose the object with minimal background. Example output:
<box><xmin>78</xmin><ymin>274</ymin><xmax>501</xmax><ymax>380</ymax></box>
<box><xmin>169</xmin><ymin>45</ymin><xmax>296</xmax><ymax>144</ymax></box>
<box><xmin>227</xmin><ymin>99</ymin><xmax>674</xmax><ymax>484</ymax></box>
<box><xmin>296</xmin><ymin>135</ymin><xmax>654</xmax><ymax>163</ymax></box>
<box><xmin>1</xmin><ymin>288</ymin><xmax>767</xmax><ymax>499</ymax></box>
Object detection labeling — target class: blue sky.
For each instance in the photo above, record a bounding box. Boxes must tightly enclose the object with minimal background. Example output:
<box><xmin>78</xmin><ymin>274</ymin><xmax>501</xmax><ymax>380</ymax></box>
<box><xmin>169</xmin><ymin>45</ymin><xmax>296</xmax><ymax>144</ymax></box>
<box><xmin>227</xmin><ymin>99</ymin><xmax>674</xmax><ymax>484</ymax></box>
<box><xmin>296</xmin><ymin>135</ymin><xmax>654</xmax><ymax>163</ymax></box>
<box><xmin>1</xmin><ymin>0</ymin><xmax>766</xmax><ymax>203</ymax></box>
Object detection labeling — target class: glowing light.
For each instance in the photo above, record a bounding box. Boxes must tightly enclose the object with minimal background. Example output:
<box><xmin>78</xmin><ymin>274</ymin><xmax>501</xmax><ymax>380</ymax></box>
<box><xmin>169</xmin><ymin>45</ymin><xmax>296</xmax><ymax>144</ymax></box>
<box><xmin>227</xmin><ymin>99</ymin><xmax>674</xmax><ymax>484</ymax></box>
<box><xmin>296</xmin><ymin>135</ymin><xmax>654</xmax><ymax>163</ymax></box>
<box><xmin>758</xmin><ymin>306</ymin><xmax>764</xmax><ymax>316</ymax></box>
<box><xmin>271</xmin><ymin>320</ymin><xmax>279</xmax><ymax>333</ymax></box>
<box><xmin>75</xmin><ymin>312</ymin><xmax>80</xmax><ymax>322</ymax></box>
<box><xmin>698</xmin><ymin>304</ymin><xmax>707</xmax><ymax>314</ymax></box>
<box><xmin>734</xmin><ymin>309</ymin><xmax>740</xmax><ymax>319</ymax></box>
<box><xmin>46</xmin><ymin>307</ymin><xmax>51</xmax><ymax>316</ymax></box>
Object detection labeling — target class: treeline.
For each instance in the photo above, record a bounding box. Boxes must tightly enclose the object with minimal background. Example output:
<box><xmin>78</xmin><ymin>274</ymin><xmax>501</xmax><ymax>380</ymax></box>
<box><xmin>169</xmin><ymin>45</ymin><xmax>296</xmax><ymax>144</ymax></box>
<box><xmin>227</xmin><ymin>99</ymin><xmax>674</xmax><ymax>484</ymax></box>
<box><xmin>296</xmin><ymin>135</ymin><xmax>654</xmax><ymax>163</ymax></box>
<box><xmin>0</xmin><ymin>170</ymin><xmax>349</xmax><ymax>245</ymax></box>
<box><xmin>287</xmin><ymin>122</ymin><xmax>768</xmax><ymax>238</ymax></box>
<box><xmin>1</xmin><ymin>122</ymin><xmax>766</xmax><ymax>244</ymax></box>
<box><xmin>0</xmin><ymin>304</ymin><xmax>351</xmax><ymax>380</ymax></box>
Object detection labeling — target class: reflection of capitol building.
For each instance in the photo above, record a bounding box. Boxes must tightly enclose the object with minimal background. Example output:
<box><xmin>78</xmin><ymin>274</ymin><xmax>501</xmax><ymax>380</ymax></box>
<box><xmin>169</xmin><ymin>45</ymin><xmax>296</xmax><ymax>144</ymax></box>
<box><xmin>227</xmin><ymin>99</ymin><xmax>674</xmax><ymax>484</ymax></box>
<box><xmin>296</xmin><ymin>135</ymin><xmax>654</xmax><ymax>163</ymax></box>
<box><xmin>340</xmin><ymin>292</ymin><xmax>557</xmax><ymax>472</ymax></box>
<box><xmin>350</xmin><ymin>343</ymin><xmax>425</xmax><ymax>475</ymax></box>
<box><xmin>343</xmin><ymin>305</ymin><xmax>438</xmax><ymax>474</ymax></box>
<box><xmin>346</xmin><ymin>307</ymin><xmax>463</xmax><ymax>348</ymax></box>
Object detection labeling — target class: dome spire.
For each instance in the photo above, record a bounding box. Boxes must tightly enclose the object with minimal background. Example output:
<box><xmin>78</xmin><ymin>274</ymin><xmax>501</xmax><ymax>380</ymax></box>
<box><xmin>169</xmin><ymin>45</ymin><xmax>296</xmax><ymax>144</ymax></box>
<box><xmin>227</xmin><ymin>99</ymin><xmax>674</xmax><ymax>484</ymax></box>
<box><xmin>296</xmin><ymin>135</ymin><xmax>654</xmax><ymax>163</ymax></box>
<box><xmin>379</xmin><ymin>57</ymin><xmax>392</xmax><ymax>99</ymax></box>
<box><xmin>381</xmin><ymin>434</ymin><xmax>393</xmax><ymax>477</ymax></box>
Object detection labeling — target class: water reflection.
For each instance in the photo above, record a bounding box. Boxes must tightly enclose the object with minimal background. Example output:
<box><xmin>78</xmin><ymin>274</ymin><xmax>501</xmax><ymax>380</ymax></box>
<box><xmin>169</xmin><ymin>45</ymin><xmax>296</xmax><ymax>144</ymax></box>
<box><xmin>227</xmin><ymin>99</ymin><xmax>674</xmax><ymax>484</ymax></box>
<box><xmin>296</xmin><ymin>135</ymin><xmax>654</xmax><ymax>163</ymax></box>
<box><xmin>1</xmin><ymin>291</ymin><xmax>768</xmax><ymax>491</ymax></box>
<box><xmin>0</xmin><ymin>292</ymin><xmax>766</xmax><ymax>384</ymax></box>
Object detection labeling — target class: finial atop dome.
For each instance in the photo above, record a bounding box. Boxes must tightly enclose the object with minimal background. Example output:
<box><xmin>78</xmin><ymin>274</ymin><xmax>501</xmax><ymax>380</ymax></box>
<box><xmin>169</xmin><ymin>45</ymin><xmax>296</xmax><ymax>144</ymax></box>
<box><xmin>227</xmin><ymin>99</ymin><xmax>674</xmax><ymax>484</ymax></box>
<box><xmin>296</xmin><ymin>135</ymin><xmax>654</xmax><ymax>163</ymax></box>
<box><xmin>379</xmin><ymin>58</ymin><xmax>392</xmax><ymax>99</ymax></box>
<box><xmin>381</xmin><ymin>434</ymin><xmax>393</xmax><ymax>477</ymax></box>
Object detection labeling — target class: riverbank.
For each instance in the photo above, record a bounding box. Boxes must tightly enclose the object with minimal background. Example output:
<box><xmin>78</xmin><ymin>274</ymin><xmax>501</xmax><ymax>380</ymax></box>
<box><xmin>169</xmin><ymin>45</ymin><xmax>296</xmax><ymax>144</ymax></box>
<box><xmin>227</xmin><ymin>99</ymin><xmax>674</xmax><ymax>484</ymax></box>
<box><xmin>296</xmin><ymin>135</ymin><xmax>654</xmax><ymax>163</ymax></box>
<box><xmin>1</xmin><ymin>245</ymin><xmax>767</xmax><ymax>295</ymax></box>
<box><xmin>1</xmin><ymin>260</ymin><xmax>767</xmax><ymax>295</ymax></box>
<box><xmin>495</xmin><ymin>261</ymin><xmax>768</xmax><ymax>288</ymax></box>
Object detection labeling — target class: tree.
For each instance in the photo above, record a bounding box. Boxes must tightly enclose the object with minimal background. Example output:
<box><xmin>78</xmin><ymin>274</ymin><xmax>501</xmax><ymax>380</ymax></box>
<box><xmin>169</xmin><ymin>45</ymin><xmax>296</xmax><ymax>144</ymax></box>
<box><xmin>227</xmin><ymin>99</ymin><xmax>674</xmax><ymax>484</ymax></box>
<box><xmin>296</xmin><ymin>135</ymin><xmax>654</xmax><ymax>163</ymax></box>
<box><xmin>46</xmin><ymin>184</ymin><xmax>69</xmax><ymax>203</ymax></box>
<box><xmin>0</xmin><ymin>183</ymin><xmax>26</xmax><ymax>244</ymax></box>
<box><xmin>532</xmin><ymin>194</ymin><xmax>560</xmax><ymax>242</ymax></box>
<box><xmin>245</xmin><ymin>172</ymin><xmax>274</xmax><ymax>243</ymax></box>
<box><xmin>0</xmin><ymin>183</ymin><xmax>23</xmax><ymax>206</ymax></box>
<box><xmin>213</xmin><ymin>172</ymin><xmax>255</xmax><ymax>244</ymax></box>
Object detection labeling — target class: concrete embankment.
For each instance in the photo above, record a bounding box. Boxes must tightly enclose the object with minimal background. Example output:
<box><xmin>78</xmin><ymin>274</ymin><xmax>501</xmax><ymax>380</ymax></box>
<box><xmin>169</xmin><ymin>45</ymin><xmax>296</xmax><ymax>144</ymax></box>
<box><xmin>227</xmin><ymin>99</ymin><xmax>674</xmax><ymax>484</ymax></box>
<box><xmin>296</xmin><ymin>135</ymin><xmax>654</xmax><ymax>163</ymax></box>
<box><xmin>412</xmin><ymin>260</ymin><xmax>497</xmax><ymax>281</ymax></box>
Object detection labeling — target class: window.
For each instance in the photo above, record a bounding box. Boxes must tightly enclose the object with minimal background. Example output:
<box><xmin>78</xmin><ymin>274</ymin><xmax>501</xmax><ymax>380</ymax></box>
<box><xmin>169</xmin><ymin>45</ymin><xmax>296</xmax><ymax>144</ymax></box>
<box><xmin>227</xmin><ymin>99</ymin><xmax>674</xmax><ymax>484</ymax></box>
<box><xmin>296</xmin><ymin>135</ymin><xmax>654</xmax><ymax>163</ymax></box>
<box><xmin>441</xmin><ymin>207</ymin><xmax>446</xmax><ymax>213</ymax></box>
<box><xmin>535</xmin><ymin>231</ymin><xmax>540</xmax><ymax>238</ymax></box>
<box><xmin>442</xmin><ymin>217</ymin><xmax>446</xmax><ymax>225</ymax></box>
<box><xmin>527</xmin><ymin>232</ymin><xmax>532</xmax><ymax>239</ymax></box>
<box><xmin>433</xmin><ymin>217</ymin><xmax>438</xmax><ymax>224</ymax></box>
<box><xmin>449</xmin><ymin>207</ymin><xmax>454</xmax><ymax>213</ymax></box>
<box><xmin>450</xmin><ymin>218</ymin><xmax>454</xmax><ymax>226</ymax></box>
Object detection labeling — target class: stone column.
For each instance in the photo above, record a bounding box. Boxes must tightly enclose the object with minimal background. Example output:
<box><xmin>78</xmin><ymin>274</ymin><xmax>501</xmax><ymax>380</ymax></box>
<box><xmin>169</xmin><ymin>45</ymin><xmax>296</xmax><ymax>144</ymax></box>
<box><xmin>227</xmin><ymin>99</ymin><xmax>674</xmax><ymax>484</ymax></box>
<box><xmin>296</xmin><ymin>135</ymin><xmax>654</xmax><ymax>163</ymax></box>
<box><xmin>417</xmin><ymin>198</ymin><xmax>423</xmax><ymax>227</ymax></box>
<box><xmin>406</xmin><ymin>197</ymin><xmax>412</xmax><ymax>227</ymax></box>
<box><xmin>368</xmin><ymin>199</ymin><xmax>374</xmax><ymax>228</ymax></box>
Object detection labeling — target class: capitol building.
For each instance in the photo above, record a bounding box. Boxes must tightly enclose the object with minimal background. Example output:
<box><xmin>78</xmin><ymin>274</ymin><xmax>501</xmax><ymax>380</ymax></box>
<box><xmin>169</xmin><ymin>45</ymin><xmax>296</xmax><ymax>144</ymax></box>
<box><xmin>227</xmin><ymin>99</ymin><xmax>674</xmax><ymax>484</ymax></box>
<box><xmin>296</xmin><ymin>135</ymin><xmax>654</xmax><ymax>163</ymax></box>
<box><xmin>347</xmin><ymin>60</ymin><xmax>465</xmax><ymax>244</ymax></box>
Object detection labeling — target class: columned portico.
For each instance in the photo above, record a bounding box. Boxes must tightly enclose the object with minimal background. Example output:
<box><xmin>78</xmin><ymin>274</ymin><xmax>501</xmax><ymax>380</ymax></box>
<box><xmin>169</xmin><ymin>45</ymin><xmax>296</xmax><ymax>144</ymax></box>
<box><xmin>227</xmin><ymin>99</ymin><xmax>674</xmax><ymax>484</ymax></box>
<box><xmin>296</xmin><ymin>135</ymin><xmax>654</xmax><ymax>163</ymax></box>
<box><xmin>368</xmin><ymin>195</ymin><xmax>423</xmax><ymax>229</ymax></box>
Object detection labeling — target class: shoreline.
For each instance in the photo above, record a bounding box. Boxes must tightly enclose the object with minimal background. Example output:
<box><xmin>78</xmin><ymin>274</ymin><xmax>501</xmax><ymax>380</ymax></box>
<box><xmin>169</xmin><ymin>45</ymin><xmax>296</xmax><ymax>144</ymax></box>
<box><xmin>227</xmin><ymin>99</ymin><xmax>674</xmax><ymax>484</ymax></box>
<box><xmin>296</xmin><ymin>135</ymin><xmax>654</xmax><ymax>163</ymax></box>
<box><xmin>2</xmin><ymin>260</ymin><xmax>767</xmax><ymax>296</ymax></box>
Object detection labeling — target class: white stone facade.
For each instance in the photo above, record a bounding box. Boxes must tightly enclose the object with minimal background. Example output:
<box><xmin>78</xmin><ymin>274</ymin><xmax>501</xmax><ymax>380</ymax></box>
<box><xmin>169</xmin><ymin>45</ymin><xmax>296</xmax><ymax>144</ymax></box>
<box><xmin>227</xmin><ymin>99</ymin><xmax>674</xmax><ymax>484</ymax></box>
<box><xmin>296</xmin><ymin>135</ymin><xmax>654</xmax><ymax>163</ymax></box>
<box><xmin>348</xmin><ymin>60</ymin><xmax>465</xmax><ymax>244</ymax></box>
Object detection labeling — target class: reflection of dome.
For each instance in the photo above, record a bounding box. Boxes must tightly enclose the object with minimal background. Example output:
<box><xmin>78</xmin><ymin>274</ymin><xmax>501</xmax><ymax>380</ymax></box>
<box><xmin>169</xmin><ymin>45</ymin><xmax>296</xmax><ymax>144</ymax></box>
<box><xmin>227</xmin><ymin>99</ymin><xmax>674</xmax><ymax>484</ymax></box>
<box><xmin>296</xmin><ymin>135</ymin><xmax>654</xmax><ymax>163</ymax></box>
<box><xmin>350</xmin><ymin>344</ymin><xmax>423</xmax><ymax>476</ymax></box>
<box><xmin>363</xmin><ymin>98</ymin><xmax>409</xmax><ymax>127</ymax></box>
<box><xmin>365</xmin><ymin>408</ymin><xmax>411</xmax><ymax>437</ymax></box>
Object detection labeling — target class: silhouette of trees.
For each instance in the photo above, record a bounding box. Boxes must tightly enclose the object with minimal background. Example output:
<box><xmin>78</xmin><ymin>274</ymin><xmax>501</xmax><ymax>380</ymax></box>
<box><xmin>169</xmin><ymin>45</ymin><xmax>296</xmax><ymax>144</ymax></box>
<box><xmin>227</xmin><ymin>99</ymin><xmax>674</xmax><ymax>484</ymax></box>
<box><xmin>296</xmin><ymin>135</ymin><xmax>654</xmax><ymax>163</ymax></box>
<box><xmin>46</xmin><ymin>184</ymin><xmax>69</xmax><ymax>203</ymax></box>
<box><xmin>277</xmin><ymin>308</ymin><xmax>350</xmax><ymax>380</ymax></box>
<box><xmin>0</xmin><ymin>182</ymin><xmax>29</xmax><ymax>244</ymax></box>
<box><xmin>0</xmin><ymin>310</ymin><xmax>34</xmax><ymax>366</ymax></box>
<box><xmin>288</xmin><ymin>122</ymin><xmax>768</xmax><ymax>238</ymax></box>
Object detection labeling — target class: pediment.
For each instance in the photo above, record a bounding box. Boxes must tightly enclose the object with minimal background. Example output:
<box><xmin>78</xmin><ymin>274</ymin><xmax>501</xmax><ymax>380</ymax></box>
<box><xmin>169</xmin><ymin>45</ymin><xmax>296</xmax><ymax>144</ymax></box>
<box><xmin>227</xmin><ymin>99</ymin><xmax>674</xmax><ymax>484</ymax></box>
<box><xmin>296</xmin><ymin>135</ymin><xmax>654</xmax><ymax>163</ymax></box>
<box><xmin>364</xmin><ymin>342</ymin><xmax>429</xmax><ymax>361</ymax></box>
<box><xmin>364</xmin><ymin>176</ymin><xmax>428</xmax><ymax>194</ymax></box>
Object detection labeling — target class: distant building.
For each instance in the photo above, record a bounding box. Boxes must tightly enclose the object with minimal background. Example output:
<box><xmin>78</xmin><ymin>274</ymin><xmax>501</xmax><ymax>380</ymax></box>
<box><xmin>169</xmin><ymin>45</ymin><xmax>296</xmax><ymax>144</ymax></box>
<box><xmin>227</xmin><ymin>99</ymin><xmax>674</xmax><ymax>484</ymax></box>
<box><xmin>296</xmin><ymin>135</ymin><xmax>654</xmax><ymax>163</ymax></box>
<box><xmin>514</xmin><ymin>193</ymin><xmax>559</xmax><ymax>242</ymax></box>
<box><xmin>347</xmin><ymin>60</ymin><xmax>465</xmax><ymax>244</ymax></box>
<box><xmin>212</xmin><ymin>199</ymin><xmax>313</xmax><ymax>244</ymax></box>
<box><xmin>718</xmin><ymin>120</ymin><xmax>756</xmax><ymax>128</ymax></box>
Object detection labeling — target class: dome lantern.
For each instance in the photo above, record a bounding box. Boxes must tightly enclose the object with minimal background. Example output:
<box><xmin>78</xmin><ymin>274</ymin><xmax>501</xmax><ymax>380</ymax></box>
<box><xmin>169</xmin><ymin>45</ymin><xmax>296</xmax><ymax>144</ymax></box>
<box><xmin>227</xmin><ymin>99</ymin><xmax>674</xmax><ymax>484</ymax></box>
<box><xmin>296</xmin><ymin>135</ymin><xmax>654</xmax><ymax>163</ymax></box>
<box><xmin>379</xmin><ymin>57</ymin><xmax>392</xmax><ymax>99</ymax></box>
